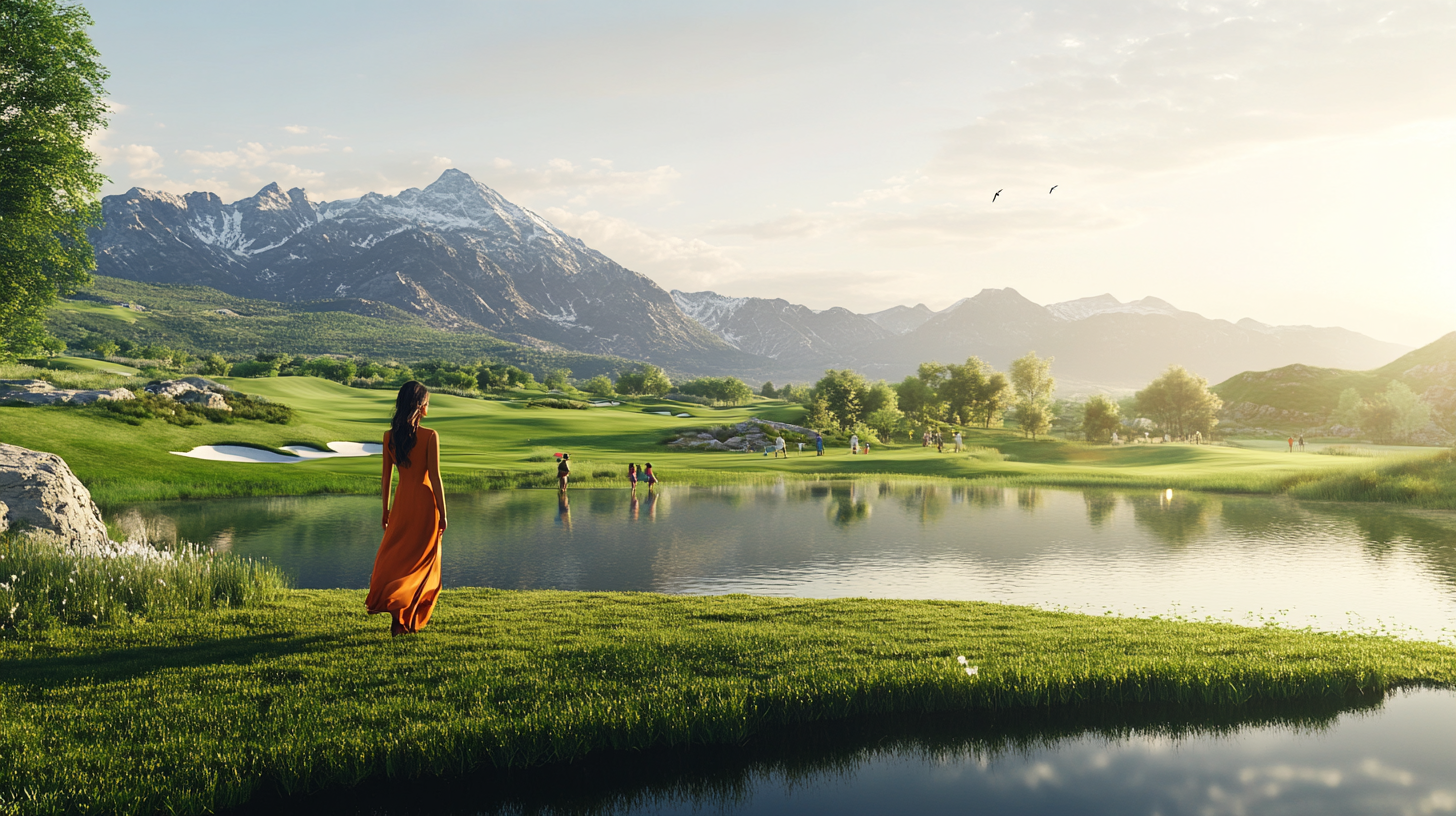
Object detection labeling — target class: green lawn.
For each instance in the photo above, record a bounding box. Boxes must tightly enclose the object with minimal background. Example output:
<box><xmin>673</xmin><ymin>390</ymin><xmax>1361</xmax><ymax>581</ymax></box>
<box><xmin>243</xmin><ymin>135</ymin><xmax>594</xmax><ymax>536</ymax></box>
<box><xmin>1</xmin><ymin>374</ymin><xmax>1442</xmax><ymax>505</ymax></box>
<box><xmin>3</xmin><ymin>590</ymin><xmax>1452</xmax><ymax>816</ymax></box>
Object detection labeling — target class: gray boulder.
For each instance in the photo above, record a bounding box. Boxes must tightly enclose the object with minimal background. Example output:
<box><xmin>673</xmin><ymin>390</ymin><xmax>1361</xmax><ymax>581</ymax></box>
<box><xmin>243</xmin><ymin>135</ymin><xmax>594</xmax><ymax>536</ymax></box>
<box><xmin>179</xmin><ymin>376</ymin><xmax>229</xmax><ymax>392</ymax></box>
<box><xmin>0</xmin><ymin>443</ymin><xmax>110</xmax><ymax>553</ymax></box>
<box><xmin>176</xmin><ymin>390</ymin><xmax>231</xmax><ymax>411</ymax></box>
<box><xmin>0</xmin><ymin>379</ymin><xmax>135</xmax><ymax>406</ymax></box>
<box><xmin>146</xmin><ymin>379</ymin><xmax>203</xmax><ymax>399</ymax></box>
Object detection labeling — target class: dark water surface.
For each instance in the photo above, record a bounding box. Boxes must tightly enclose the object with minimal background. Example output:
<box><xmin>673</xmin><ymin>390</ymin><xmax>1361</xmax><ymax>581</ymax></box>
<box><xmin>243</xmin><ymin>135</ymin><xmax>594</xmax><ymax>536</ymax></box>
<box><xmin>121</xmin><ymin>485</ymin><xmax>1456</xmax><ymax>815</ymax></box>
<box><xmin>235</xmin><ymin>688</ymin><xmax>1456</xmax><ymax>816</ymax></box>
<box><xmin>117</xmin><ymin>483</ymin><xmax>1456</xmax><ymax>642</ymax></box>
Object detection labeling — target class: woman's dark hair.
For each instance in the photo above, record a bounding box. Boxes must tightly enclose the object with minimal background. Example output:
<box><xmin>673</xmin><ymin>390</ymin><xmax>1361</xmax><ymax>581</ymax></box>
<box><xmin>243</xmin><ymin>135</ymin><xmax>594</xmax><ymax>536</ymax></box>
<box><xmin>390</xmin><ymin>381</ymin><xmax>430</xmax><ymax>467</ymax></box>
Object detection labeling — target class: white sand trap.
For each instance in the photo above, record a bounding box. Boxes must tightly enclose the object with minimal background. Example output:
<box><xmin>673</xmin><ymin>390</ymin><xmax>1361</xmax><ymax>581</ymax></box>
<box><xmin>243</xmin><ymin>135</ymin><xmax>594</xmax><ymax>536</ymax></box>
<box><xmin>589</xmin><ymin>401</ymin><xmax>622</xmax><ymax>407</ymax></box>
<box><xmin>171</xmin><ymin>441</ymin><xmax>382</xmax><ymax>463</ymax></box>
<box><xmin>675</xmin><ymin>413</ymin><xmax>692</xmax><ymax>417</ymax></box>
<box><xmin>649</xmin><ymin>411</ymin><xmax>673</xmax><ymax>415</ymax></box>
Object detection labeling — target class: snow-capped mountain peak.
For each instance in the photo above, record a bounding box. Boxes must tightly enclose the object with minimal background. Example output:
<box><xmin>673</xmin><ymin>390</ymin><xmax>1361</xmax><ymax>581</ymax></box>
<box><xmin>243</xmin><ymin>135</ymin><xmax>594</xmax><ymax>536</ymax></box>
<box><xmin>1046</xmin><ymin>294</ymin><xmax>1187</xmax><ymax>321</ymax></box>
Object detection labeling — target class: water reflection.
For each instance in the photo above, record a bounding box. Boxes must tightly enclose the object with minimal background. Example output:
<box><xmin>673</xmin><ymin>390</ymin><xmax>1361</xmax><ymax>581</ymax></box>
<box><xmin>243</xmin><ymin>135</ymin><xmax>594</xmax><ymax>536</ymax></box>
<box><xmin>233</xmin><ymin>689</ymin><xmax>1456</xmax><ymax>816</ymax></box>
<box><xmin>113</xmin><ymin>483</ymin><xmax>1456</xmax><ymax>642</ymax></box>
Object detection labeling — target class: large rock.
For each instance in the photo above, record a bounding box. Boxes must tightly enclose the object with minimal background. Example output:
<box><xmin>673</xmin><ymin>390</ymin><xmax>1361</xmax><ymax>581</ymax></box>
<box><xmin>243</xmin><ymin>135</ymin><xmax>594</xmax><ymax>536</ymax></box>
<box><xmin>0</xmin><ymin>443</ymin><xmax>110</xmax><ymax>554</ymax></box>
<box><xmin>0</xmin><ymin>379</ymin><xmax>135</xmax><ymax>406</ymax></box>
<box><xmin>176</xmin><ymin>390</ymin><xmax>231</xmax><ymax>411</ymax></box>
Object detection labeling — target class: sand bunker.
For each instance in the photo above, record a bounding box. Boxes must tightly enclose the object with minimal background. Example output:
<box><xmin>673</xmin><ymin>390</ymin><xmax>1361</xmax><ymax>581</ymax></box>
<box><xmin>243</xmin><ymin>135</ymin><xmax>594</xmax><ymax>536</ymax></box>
<box><xmin>171</xmin><ymin>441</ymin><xmax>383</xmax><ymax>463</ymax></box>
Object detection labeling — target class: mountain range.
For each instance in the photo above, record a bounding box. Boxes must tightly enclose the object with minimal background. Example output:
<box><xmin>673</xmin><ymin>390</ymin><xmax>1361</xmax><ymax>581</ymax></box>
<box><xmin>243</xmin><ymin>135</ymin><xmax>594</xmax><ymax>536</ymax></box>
<box><xmin>89</xmin><ymin>170</ymin><xmax>1411</xmax><ymax>388</ymax></box>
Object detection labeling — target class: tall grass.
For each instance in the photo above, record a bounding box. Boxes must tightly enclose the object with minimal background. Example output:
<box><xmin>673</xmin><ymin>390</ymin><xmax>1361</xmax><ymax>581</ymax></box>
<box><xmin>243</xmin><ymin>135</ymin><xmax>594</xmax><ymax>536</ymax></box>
<box><xmin>1288</xmin><ymin>449</ymin><xmax>1456</xmax><ymax>507</ymax></box>
<box><xmin>0</xmin><ymin>361</ymin><xmax>145</xmax><ymax>392</ymax></box>
<box><xmin>2</xmin><ymin>590</ymin><xmax>1452</xmax><ymax>815</ymax></box>
<box><xmin>0</xmin><ymin>535</ymin><xmax>288</xmax><ymax>632</ymax></box>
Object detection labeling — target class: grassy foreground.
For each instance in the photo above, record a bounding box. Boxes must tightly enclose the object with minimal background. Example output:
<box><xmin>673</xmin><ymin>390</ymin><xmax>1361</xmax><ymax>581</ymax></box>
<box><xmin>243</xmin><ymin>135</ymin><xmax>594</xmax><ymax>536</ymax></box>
<box><xmin>2</xmin><ymin>590</ymin><xmax>1454</xmax><ymax>815</ymax></box>
<box><xmin>4</xmin><ymin>372</ymin><xmax>1439</xmax><ymax>506</ymax></box>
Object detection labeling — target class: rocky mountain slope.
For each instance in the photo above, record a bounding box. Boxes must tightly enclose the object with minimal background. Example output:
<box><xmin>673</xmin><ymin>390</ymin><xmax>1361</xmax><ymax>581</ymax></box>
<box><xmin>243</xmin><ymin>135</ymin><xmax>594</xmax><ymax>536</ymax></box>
<box><xmin>1212</xmin><ymin>332</ymin><xmax>1456</xmax><ymax>439</ymax></box>
<box><xmin>89</xmin><ymin>169</ymin><xmax>1410</xmax><ymax>388</ymax></box>
<box><xmin>89</xmin><ymin>170</ymin><xmax>736</xmax><ymax>367</ymax></box>
<box><xmin>673</xmin><ymin>287</ymin><xmax>1408</xmax><ymax>387</ymax></box>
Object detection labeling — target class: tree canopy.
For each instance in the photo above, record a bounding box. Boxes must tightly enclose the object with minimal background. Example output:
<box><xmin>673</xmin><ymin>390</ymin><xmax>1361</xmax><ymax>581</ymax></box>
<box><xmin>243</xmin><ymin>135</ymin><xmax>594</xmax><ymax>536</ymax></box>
<box><xmin>1134</xmin><ymin>365</ymin><xmax>1222</xmax><ymax>438</ymax></box>
<box><xmin>1</xmin><ymin>0</ymin><xmax>109</xmax><ymax>358</ymax></box>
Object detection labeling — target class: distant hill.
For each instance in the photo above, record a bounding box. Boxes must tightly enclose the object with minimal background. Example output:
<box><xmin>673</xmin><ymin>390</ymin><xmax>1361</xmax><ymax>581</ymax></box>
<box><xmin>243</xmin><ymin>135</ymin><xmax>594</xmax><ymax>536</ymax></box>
<box><xmin>46</xmin><ymin>276</ymin><xmax>640</xmax><ymax>380</ymax></box>
<box><xmin>1212</xmin><ymin>332</ymin><xmax>1456</xmax><ymax>438</ymax></box>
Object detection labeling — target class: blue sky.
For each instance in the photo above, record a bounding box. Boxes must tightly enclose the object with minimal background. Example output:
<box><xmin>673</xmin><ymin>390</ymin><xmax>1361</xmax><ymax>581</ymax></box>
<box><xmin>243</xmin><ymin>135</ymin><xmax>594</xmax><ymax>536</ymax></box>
<box><xmin>87</xmin><ymin>0</ymin><xmax>1456</xmax><ymax>347</ymax></box>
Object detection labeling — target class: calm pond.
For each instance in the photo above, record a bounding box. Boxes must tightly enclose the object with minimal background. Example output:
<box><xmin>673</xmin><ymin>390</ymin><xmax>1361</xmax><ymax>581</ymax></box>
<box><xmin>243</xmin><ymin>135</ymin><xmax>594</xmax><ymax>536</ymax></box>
<box><xmin>241</xmin><ymin>687</ymin><xmax>1456</xmax><ymax>816</ymax></box>
<box><xmin>118</xmin><ymin>482</ymin><xmax>1456</xmax><ymax>642</ymax></box>
<box><xmin>121</xmin><ymin>483</ymin><xmax>1456</xmax><ymax>816</ymax></box>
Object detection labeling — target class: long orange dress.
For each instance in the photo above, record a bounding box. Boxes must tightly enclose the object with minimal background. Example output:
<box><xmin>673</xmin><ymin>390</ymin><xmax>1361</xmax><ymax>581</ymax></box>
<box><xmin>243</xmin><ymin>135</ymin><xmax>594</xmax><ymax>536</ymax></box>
<box><xmin>366</xmin><ymin>427</ymin><xmax>443</xmax><ymax>633</ymax></box>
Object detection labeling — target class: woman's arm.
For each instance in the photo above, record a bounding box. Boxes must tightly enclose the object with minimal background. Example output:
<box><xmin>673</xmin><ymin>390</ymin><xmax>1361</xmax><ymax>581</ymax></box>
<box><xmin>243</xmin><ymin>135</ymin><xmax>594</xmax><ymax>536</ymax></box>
<box><xmin>380</xmin><ymin>432</ymin><xmax>394</xmax><ymax>530</ymax></box>
<box><xmin>428</xmin><ymin>431</ymin><xmax>448</xmax><ymax>532</ymax></box>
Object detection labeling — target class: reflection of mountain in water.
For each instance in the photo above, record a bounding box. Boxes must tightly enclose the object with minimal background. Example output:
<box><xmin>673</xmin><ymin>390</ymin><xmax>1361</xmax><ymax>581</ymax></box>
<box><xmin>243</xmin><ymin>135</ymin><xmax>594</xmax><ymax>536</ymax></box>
<box><xmin>235</xmin><ymin>694</ymin><xmax>1386</xmax><ymax>816</ymax></box>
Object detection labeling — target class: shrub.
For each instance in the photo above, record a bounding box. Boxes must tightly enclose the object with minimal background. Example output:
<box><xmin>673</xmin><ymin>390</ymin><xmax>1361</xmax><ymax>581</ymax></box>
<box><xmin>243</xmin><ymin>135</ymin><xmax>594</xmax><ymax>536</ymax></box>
<box><xmin>0</xmin><ymin>535</ymin><xmax>288</xmax><ymax>632</ymax></box>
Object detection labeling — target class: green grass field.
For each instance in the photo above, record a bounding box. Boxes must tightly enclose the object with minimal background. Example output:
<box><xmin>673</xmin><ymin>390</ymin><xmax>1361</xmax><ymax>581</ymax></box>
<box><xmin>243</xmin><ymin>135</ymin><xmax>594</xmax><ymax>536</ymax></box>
<box><xmin>1</xmin><ymin>373</ymin><xmax>1445</xmax><ymax>506</ymax></box>
<box><xmin>3</xmin><ymin>588</ymin><xmax>1452</xmax><ymax>816</ymax></box>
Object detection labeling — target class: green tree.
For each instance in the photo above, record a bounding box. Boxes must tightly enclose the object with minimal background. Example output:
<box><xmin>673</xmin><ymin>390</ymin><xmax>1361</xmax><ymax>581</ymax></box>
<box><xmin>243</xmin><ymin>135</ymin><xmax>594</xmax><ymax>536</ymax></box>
<box><xmin>88</xmin><ymin>337</ymin><xmax>118</xmax><ymax>358</ymax></box>
<box><xmin>616</xmin><ymin>364</ymin><xmax>671</xmax><ymax>397</ymax></box>
<box><xmin>941</xmin><ymin>358</ymin><xmax>989</xmax><ymax>425</ymax></box>
<box><xmin>37</xmin><ymin>334</ymin><xmax>65</xmax><ymax>357</ymax></box>
<box><xmin>201</xmin><ymin>354</ymin><xmax>232</xmax><ymax>377</ymax></box>
<box><xmin>676</xmin><ymin>376</ymin><xmax>753</xmax><ymax>405</ymax></box>
<box><xmin>760</xmin><ymin>381</ymin><xmax>776</xmax><ymax>398</ymax></box>
<box><xmin>543</xmin><ymin>367</ymin><xmax>572</xmax><ymax>390</ymax></box>
<box><xmin>1333</xmin><ymin>387</ymin><xmax>1365</xmax><ymax>429</ymax></box>
<box><xmin>1016</xmin><ymin>400</ymin><xmax>1052</xmax><ymax>439</ymax></box>
<box><xmin>1358</xmin><ymin>398</ymin><xmax>1399</xmax><ymax>443</ymax></box>
<box><xmin>1081</xmin><ymin>394</ymin><xmax>1121</xmax><ymax>442</ymax></box>
<box><xmin>0</xmin><ymin>0</ymin><xmax>109</xmax><ymax>359</ymax></box>
<box><xmin>813</xmin><ymin>369</ymin><xmax>869</xmax><ymax>428</ymax></box>
<box><xmin>804</xmin><ymin>396</ymin><xmax>837</xmax><ymax>432</ymax></box>
<box><xmin>894</xmin><ymin>374</ymin><xmax>939</xmax><ymax>420</ymax></box>
<box><xmin>1383</xmin><ymin>380</ymin><xmax>1430</xmax><ymax>442</ymax></box>
<box><xmin>971</xmin><ymin>372</ymin><xmax>1012</xmax><ymax>428</ymax></box>
<box><xmin>1010</xmin><ymin>351</ymin><xmax>1055</xmax><ymax>438</ymax></box>
<box><xmin>582</xmin><ymin>374</ymin><xmax>616</xmax><ymax>397</ymax></box>
<box><xmin>865</xmin><ymin>405</ymin><xmax>904</xmax><ymax>441</ymax></box>
<box><xmin>862</xmin><ymin>381</ymin><xmax>898</xmax><ymax>415</ymax></box>
<box><xmin>1134</xmin><ymin>365</ymin><xmax>1222</xmax><ymax>438</ymax></box>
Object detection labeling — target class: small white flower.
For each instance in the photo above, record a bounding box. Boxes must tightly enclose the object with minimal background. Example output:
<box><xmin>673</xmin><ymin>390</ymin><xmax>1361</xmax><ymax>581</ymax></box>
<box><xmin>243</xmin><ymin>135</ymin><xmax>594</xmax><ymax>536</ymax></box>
<box><xmin>965</xmin><ymin>666</ymin><xmax>979</xmax><ymax>677</ymax></box>
<box><xmin>8</xmin><ymin>575</ymin><xmax>15</xmax><ymax>583</ymax></box>
<box><xmin>157</xmin><ymin>579</ymin><xmax>166</xmax><ymax>587</ymax></box>
<box><xmin>957</xmin><ymin>655</ymin><xmax>968</xmax><ymax>665</ymax></box>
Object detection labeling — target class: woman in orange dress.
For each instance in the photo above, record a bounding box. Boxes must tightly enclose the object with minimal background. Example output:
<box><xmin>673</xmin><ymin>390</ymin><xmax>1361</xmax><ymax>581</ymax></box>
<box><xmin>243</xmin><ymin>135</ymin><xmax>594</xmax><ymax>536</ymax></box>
<box><xmin>366</xmin><ymin>381</ymin><xmax>448</xmax><ymax>635</ymax></box>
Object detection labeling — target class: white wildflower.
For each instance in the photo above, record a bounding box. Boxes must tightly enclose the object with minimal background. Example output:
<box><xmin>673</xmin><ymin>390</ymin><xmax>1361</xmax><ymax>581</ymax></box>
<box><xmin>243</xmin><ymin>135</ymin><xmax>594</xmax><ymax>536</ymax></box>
<box><xmin>965</xmin><ymin>666</ymin><xmax>979</xmax><ymax>677</ymax></box>
<box><xmin>157</xmin><ymin>579</ymin><xmax>166</xmax><ymax>587</ymax></box>
<box><xmin>8</xmin><ymin>575</ymin><xmax>15</xmax><ymax>583</ymax></box>
<box><xmin>957</xmin><ymin>655</ymin><xmax>968</xmax><ymax>665</ymax></box>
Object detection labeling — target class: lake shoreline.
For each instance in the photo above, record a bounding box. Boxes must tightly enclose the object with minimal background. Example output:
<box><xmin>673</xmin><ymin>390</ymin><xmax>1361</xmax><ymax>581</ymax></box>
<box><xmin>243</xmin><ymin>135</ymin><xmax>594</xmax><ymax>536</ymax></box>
<box><xmin>5</xmin><ymin>589</ymin><xmax>1455</xmax><ymax>816</ymax></box>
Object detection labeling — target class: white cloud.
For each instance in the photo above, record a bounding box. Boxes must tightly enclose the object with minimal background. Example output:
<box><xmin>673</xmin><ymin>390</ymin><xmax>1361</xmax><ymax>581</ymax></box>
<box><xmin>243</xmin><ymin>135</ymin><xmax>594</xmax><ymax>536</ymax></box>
<box><xmin>928</xmin><ymin>0</ymin><xmax>1456</xmax><ymax>184</ymax></box>
<box><xmin>282</xmin><ymin>124</ymin><xmax>310</xmax><ymax>134</ymax></box>
<box><xmin>489</xmin><ymin>159</ymin><xmax>681</xmax><ymax>204</ymax></box>
<box><xmin>542</xmin><ymin>206</ymin><xmax>741</xmax><ymax>287</ymax></box>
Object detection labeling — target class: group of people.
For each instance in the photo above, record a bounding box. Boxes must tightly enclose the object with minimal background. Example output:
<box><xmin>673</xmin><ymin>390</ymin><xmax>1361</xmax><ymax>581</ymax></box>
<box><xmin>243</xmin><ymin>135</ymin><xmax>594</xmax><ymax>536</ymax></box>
<box><xmin>921</xmin><ymin>429</ymin><xmax>964</xmax><ymax>453</ymax></box>
<box><xmin>553</xmin><ymin>455</ymin><xmax>659</xmax><ymax>491</ymax></box>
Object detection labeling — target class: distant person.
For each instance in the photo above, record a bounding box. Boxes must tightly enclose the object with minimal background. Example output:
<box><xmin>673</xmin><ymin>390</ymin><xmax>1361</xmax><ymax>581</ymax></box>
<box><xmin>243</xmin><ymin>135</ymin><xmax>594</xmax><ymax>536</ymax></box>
<box><xmin>863</xmin><ymin>440</ymin><xmax>871</xmax><ymax>455</ymax></box>
<box><xmin>557</xmin><ymin>453</ymin><xmax>571</xmax><ymax>490</ymax></box>
<box><xmin>1112</xmin><ymin>431</ymin><xmax>1119</xmax><ymax>444</ymax></box>
<box><xmin>644</xmin><ymin>462</ymin><xmax>659</xmax><ymax>489</ymax></box>
<box><xmin>1298</xmin><ymin>434</ymin><xmax>1305</xmax><ymax>452</ymax></box>
<box><xmin>628</xmin><ymin>463</ymin><xmax>638</xmax><ymax>491</ymax></box>
<box><xmin>367</xmin><ymin>380</ymin><xmax>446</xmax><ymax>637</ymax></box>
<box><xmin>798</xmin><ymin>441</ymin><xmax>804</xmax><ymax>455</ymax></box>
<box><xmin>935</xmin><ymin>431</ymin><xmax>944</xmax><ymax>453</ymax></box>
<box><xmin>816</xmin><ymin>434</ymin><xmax>825</xmax><ymax>456</ymax></box>
<box><xmin>922</xmin><ymin>430</ymin><xmax>930</xmax><ymax>447</ymax></box>
<box><xmin>850</xmin><ymin>433</ymin><xmax>860</xmax><ymax>454</ymax></box>
<box><xmin>954</xmin><ymin>431</ymin><xmax>964</xmax><ymax>452</ymax></box>
<box><xmin>1164</xmin><ymin>433</ymin><xmax>1170</xmax><ymax>443</ymax></box>
<box><xmin>1287</xmin><ymin>436</ymin><xmax>1294</xmax><ymax>453</ymax></box>
<box><xmin>775</xmin><ymin>435</ymin><xmax>786</xmax><ymax>458</ymax></box>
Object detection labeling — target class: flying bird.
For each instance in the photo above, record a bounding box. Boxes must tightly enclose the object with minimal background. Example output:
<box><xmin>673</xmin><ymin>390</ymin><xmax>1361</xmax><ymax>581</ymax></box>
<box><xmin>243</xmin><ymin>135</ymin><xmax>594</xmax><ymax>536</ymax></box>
<box><xmin>992</xmin><ymin>189</ymin><xmax>1002</xmax><ymax>202</ymax></box>
<box><xmin>1049</xmin><ymin>185</ymin><xmax>1058</xmax><ymax>194</ymax></box>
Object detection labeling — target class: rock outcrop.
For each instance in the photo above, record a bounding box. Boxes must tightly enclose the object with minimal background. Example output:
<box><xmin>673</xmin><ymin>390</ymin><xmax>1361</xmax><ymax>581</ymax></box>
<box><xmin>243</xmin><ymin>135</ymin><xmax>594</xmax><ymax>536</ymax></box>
<box><xmin>667</xmin><ymin>417</ymin><xmax>822</xmax><ymax>452</ymax></box>
<box><xmin>0</xmin><ymin>379</ymin><xmax>135</xmax><ymax>406</ymax></box>
<box><xmin>145</xmin><ymin>379</ymin><xmax>232</xmax><ymax>411</ymax></box>
<box><xmin>0</xmin><ymin>443</ymin><xmax>111</xmax><ymax>554</ymax></box>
